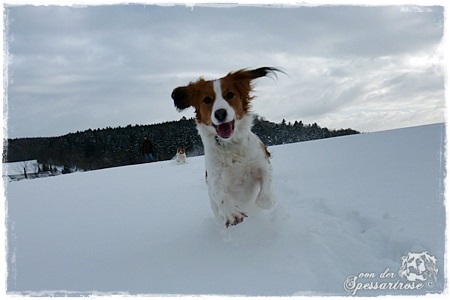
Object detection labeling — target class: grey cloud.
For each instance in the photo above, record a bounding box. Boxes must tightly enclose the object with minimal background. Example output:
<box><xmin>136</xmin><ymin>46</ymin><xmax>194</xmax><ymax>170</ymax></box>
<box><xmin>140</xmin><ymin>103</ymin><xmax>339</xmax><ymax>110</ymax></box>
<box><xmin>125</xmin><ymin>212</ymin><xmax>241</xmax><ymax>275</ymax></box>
<box><xmin>4</xmin><ymin>4</ymin><xmax>445</xmax><ymax>138</ymax></box>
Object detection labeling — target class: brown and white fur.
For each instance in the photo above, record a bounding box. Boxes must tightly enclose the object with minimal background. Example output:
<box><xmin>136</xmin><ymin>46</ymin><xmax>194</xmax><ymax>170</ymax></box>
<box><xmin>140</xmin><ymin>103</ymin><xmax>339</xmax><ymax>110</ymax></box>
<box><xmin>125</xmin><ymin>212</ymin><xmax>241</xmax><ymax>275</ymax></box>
<box><xmin>176</xmin><ymin>146</ymin><xmax>187</xmax><ymax>164</ymax></box>
<box><xmin>171</xmin><ymin>67</ymin><xmax>280</xmax><ymax>227</ymax></box>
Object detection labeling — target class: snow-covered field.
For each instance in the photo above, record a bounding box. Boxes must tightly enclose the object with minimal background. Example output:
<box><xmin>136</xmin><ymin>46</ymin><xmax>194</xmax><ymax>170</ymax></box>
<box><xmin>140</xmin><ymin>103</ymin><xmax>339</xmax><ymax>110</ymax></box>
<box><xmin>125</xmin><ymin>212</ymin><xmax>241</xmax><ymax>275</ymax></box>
<box><xmin>4</xmin><ymin>123</ymin><xmax>446</xmax><ymax>296</ymax></box>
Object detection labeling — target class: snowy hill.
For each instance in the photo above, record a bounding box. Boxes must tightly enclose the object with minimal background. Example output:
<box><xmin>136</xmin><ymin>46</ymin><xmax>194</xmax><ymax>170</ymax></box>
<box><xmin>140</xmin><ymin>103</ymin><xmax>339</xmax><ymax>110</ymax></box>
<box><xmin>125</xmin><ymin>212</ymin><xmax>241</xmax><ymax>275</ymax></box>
<box><xmin>5</xmin><ymin>123</ymin><xmax>446</xmax><ymax>296</ymax></box>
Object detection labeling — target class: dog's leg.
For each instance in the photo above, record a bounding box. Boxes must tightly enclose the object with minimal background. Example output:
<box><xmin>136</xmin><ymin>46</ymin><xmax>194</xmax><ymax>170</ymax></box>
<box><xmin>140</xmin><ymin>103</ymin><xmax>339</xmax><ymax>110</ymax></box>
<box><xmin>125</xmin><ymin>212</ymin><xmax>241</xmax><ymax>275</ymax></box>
<box><xmin>208</xmin><ymin>173</ymin><xmax>247</xmax><ymax>227</ymax></box>
<box><xmin>255</xmin><ymin>162</ymin><xmax>276</xmax><ymax>209</ymax></box>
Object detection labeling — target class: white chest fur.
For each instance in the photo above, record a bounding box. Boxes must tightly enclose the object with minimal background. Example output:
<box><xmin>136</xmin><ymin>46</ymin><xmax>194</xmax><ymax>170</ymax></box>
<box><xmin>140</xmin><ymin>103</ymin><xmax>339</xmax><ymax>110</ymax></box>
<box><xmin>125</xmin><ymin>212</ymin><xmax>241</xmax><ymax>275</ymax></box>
<box><xmin>197</xmin><ymin>114</ymin><xmax>275</xmax><ymax>227</ymax></box>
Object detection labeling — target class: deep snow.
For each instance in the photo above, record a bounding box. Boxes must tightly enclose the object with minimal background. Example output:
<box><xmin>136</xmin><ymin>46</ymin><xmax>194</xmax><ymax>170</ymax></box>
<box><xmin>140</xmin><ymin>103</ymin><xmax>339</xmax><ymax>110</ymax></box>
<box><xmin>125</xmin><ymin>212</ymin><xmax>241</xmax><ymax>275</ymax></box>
<box><xmin>5</xmin><ymin>123</ymin><xmax>446</xmax><ymax>296</ymax></box>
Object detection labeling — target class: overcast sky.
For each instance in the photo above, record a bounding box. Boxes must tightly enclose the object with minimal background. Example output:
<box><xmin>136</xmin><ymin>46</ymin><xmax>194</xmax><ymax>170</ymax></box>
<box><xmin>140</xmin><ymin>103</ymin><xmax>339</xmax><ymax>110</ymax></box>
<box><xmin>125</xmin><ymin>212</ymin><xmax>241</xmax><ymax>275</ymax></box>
<box><xmin>3</xmin><ymin>2</ymin><xmax>446</xmax><ymax>138</ymax></box>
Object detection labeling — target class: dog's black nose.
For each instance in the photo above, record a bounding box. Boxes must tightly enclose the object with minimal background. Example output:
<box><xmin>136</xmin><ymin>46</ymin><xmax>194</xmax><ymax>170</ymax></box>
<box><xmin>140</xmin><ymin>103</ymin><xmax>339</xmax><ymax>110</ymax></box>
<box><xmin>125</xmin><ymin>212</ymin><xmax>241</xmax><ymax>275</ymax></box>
<box><xmin>215</xmin><ymin>109</ymin><xmax>227</xmax><ymax>122</ymax></box>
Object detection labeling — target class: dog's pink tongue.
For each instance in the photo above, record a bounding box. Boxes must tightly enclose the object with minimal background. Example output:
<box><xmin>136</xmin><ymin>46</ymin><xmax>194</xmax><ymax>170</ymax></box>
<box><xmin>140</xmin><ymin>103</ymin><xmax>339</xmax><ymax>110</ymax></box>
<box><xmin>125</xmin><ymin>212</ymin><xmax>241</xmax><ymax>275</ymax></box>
<box><xmin>217</xmin><ymin>123</ymin><xmax>233</xmax><ymax>138</ymax></box>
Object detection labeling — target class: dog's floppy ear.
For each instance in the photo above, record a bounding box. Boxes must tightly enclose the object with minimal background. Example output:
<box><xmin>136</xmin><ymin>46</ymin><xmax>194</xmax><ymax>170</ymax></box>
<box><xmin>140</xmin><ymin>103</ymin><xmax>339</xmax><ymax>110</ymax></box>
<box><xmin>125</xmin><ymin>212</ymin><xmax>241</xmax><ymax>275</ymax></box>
<box><xmin>171</xmin><ymin>86</ymin><xmax>191</xmax><ymax>111</ymax></box>
<box><xmin>247</xmin><ymin>67</ymin><xmax>284</xmax><ymax>80</ymax></box>
<box><xmin>228</xmin><ymin>67</ymin><xmax>285</xmax><ymax>84</ymax></box>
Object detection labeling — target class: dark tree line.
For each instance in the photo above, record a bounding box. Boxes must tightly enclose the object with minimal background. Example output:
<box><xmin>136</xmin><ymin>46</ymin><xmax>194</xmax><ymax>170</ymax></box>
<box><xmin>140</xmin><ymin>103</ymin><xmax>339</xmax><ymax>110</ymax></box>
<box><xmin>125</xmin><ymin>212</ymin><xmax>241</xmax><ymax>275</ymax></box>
<box><xmin>4</xmin><ymin>116</ymin><xmax>359</xmax><ymax>172</ymax></box>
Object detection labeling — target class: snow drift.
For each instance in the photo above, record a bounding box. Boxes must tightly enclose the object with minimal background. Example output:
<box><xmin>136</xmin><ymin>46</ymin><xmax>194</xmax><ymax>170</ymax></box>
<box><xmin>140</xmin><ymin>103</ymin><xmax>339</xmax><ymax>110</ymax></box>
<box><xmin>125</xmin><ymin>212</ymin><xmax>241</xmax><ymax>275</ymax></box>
<box><xmin>5</xmin><ymin>123</ymin><xmax>446</xmax><ymax>296</ymax></box>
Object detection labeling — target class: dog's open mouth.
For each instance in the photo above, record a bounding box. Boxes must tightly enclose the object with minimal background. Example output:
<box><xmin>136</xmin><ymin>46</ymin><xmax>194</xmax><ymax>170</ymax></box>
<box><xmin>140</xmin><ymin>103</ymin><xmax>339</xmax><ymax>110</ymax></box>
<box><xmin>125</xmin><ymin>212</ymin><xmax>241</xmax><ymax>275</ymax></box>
<box><xmin>214</xmin><ymin>120</ymin><xmax>235</xmax><ymax>139</ymax></box>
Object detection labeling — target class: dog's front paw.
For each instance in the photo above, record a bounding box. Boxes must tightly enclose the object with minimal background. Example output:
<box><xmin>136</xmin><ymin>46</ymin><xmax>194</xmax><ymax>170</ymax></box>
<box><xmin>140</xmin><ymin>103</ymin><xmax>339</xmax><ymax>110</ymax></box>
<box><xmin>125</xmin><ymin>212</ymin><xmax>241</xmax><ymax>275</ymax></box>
<box><xmin>225</xmin><ymin>211</ymin><xmax>248</xmax><ymax>228</ymax></box>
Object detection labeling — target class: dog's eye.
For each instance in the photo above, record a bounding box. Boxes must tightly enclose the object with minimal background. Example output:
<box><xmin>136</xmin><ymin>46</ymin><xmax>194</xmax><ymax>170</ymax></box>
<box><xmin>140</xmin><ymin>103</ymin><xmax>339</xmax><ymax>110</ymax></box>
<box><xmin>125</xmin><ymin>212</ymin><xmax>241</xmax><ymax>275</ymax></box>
<box><xmin>225</xmin><ymin>92</ymin><xmax>234</xmax><ymax>100</ymax></box>
<box><xmin>203</xmin><ymin>97</ymin><xmax>212</xmax><ymax>104</ymax></box>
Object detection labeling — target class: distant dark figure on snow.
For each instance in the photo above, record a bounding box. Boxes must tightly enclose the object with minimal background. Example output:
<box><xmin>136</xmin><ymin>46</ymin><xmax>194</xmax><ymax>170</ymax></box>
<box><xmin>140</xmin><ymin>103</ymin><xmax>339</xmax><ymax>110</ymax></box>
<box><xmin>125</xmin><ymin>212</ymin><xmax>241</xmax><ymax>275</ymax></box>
<box><xmin>142</xmin><ymin>135</ymin><xmax>155</xmax><ymax>162</ymax></box>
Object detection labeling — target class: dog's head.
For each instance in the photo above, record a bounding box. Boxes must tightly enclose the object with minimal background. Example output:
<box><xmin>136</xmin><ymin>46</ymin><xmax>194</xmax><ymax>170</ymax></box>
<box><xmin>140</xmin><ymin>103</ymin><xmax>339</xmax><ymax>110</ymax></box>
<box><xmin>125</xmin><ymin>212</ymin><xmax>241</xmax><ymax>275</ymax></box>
<box><xmin>171</xmin><ymin>67</ymin><xmax>281</xmax><ymax>139</ymax></box>
<box><xmin>398</xmin><ymin>252</ymin><xmax>438</xmax><ymax>282</ymax></box>
<box><xmin>177</xmin><ymin>146</ymin><xmax>185</xmax><ymax>155</ymax></box>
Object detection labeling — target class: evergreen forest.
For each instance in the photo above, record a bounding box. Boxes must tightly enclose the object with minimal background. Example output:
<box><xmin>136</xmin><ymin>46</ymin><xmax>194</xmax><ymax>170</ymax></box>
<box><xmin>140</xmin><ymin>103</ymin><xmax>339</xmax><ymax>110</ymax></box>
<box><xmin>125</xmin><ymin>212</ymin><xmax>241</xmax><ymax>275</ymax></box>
<box><xmin>4</xmin><ymin>116</ymin><xmax>360</xmax><ymax>173</ymax></box>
